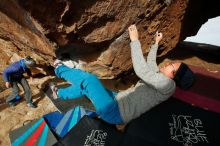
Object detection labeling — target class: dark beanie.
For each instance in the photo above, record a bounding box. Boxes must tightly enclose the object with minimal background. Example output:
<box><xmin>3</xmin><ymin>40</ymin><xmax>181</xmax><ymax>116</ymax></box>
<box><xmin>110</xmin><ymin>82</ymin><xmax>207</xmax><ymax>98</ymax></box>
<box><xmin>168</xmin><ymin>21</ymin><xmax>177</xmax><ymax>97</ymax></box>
<box><xmin>174</xmin><ymin>63</ymin><xmax>195</xmax><ymax>90</ymax></box>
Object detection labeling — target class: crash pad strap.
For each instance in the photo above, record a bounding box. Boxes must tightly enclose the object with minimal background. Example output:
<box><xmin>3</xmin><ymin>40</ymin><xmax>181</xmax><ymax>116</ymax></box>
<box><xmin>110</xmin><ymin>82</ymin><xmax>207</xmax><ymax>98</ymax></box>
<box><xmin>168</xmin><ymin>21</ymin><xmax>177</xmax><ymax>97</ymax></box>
<box><xmin>174</xmin><ymin>87</ymin><xmax>220</xmax><ymax>114</ymax></box>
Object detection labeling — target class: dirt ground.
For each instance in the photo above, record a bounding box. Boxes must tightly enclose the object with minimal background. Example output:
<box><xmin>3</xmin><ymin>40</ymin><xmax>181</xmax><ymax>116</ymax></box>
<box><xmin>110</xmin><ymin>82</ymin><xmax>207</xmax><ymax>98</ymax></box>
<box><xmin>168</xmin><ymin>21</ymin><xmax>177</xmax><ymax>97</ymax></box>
<box><xmin>0</xmin><ymin>76</ymin><xmax>57</xmax><ymax>146</ymax></box>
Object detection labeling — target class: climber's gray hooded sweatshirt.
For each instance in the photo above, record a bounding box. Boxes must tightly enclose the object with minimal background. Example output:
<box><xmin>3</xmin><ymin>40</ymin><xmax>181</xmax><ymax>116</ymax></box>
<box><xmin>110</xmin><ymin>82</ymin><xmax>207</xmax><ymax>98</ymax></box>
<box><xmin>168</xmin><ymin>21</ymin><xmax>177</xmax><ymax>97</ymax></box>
<box><xmin>116</xmin><ymin>40</ymin><xmax>176</xmax><ymax>123</ymax></box>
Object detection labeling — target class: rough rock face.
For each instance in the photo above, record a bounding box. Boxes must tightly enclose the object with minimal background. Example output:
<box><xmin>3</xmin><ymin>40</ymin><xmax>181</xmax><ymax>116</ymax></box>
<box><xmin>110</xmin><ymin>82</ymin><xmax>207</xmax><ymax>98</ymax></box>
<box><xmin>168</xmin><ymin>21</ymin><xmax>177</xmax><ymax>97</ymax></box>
<box><xmin>16</xmin><ymin>0</ymin><xmax>189</xmax><ymax>78</ymax></box>
<box><xmin>0</xmin><ymin>0</ymin><xmax>55</xmax><ymax>59</ymax></box>
<box><xmin>0</xmin><ymin>0</ymin><xmax>220</xmax><ymax>79</ymax></box>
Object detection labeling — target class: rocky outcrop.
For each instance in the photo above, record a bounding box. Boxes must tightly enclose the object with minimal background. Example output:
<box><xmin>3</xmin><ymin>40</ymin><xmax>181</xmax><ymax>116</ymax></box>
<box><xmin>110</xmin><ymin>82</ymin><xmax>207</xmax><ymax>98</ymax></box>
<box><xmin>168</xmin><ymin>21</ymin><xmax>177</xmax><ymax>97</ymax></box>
<box><xmin>0</xmin><ymin>0</ymin><xmax>220</xmax><ymax>79</ymax></box>
<box><xmin>0</xmin><ymin>0</ymin><xmax>55</xmax><ymax>65</ymax></box>
<box><xmin>16</xmin><ymin>0</ymin><xmax>189</xmax><ymax>78</ymax></box>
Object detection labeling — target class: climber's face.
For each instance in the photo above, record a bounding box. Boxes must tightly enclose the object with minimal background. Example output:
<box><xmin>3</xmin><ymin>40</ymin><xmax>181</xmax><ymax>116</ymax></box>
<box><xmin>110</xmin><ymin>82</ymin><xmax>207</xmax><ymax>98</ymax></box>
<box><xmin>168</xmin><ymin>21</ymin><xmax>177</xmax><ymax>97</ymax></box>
<box><xmin>160</xmin><ymin>62</ymin><xmax>181</xmax><ymax>79</ymax></box>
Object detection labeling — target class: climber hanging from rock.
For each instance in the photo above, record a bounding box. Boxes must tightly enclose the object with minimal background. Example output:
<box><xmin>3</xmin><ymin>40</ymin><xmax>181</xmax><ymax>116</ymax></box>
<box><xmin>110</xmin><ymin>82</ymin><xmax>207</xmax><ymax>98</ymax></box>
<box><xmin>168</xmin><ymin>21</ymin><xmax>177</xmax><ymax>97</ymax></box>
<box><xmin>46</xmin><ymin>24</ymin><xmax>195</xmax><ymax>125</ymax></box>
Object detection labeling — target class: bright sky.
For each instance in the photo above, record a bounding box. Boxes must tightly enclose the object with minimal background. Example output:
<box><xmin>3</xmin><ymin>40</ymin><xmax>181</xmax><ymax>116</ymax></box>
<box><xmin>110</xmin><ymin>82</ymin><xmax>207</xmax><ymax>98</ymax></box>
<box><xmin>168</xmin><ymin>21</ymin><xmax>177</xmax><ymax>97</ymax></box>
<box><xmin>184</xmin><ymin>16</ymin><xmax>220</xmax><ymax>47</ymax></box>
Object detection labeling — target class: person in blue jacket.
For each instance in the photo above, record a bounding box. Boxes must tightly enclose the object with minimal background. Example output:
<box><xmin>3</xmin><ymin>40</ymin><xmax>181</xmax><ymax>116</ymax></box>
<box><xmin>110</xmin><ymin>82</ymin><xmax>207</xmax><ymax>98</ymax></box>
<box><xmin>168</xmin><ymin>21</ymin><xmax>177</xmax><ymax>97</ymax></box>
<box><xmin>3</xmin><ymin>56</ymin><xmax>37</xmax><ymax>108</ymax></box>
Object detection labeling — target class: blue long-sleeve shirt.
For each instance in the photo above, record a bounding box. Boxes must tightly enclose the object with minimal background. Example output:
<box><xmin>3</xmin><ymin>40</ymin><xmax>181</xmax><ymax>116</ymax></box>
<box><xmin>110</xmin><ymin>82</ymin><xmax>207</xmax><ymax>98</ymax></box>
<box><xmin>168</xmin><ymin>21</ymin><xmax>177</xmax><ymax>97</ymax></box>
<box><xmin>3</xmin><ymin>59</ymin><xmax>32</xmax><ymax>82</ymax></box>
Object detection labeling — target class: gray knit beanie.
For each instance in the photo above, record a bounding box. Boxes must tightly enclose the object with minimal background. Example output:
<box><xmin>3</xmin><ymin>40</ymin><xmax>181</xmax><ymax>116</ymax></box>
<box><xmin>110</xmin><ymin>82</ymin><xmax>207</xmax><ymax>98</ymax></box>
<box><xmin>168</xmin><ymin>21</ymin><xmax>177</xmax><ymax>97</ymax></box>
<box><xmin>24</xmin><ymin>56</ymin><xmax>36</xmax><ymax>68</ymax></box>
